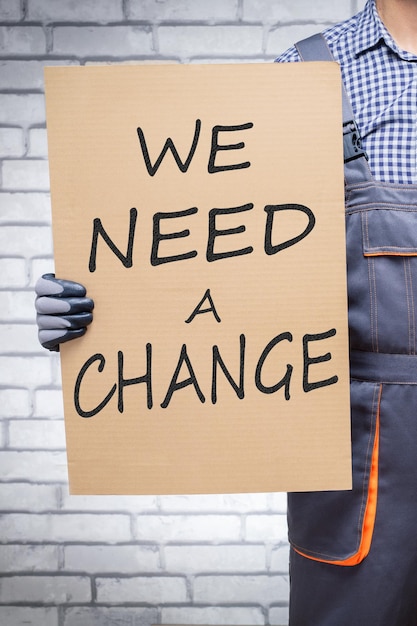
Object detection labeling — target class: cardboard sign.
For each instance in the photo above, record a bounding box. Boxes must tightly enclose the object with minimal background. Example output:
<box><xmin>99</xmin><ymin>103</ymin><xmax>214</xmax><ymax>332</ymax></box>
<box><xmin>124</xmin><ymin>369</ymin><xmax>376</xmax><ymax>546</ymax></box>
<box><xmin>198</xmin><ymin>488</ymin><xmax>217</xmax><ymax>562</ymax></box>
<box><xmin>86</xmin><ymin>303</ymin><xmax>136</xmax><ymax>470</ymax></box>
<box><xmin>44</xmin><ymin>62</ymin><xmax>351</xmax><ymax>495</ymax></box>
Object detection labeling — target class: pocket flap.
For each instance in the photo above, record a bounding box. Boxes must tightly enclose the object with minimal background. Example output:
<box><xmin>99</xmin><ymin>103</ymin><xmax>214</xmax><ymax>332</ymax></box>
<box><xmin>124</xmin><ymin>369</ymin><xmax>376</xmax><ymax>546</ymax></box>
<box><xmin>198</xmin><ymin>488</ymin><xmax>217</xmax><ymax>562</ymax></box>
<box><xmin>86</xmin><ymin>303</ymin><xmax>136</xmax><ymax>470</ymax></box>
<box><xmin>362</xmin><ymin>209</ymin><xmax>417</xmax><ymax>256</ymax></box>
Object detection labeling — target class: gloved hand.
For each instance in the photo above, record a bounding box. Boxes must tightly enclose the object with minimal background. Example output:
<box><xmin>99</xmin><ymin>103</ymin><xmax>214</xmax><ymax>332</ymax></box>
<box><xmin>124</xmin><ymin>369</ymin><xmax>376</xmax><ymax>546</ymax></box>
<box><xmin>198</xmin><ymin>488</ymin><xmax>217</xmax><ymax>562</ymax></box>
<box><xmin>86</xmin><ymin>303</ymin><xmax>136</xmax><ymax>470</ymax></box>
<box><xmin>35</xmin><ymin>273</ymin><xmax>94</xmax><ymax>351</ymax></box>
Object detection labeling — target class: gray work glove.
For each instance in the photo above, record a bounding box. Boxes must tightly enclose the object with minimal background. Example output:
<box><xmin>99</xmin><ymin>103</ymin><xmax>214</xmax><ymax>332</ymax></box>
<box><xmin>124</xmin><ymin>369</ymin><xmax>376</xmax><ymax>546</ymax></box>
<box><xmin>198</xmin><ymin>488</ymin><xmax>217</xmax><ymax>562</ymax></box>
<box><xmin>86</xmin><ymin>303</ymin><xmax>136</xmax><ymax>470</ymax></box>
<box><xmin>35</xmin><ymin>273</ymin><xmax>94</xmax><ymax>351</ymax></box>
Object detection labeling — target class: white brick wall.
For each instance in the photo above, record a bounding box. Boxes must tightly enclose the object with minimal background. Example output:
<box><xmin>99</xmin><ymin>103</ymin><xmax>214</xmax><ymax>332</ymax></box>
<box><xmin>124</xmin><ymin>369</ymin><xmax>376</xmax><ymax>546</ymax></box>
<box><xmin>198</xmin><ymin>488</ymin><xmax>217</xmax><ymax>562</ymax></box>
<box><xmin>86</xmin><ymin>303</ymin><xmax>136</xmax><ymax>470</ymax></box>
<box><xmin>0</xmin><ymin>1</ymin><xmax>361</xmax><ymax>625</ymax></box>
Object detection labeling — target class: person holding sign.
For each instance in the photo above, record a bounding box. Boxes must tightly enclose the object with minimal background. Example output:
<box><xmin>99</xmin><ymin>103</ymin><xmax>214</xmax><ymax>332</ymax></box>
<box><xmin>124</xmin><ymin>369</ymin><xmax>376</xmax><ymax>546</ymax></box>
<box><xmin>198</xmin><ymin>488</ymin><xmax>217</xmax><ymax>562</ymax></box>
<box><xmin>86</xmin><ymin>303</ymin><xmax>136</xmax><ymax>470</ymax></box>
<box><xmin>275</xmin><ymin>0</ymin><xmax>417</xmax><ymax>624</ymax></box>
<box><xmin>35</xmin><ymin>0</ymin><xmax>417</xmax><ymax>623</ymax></box>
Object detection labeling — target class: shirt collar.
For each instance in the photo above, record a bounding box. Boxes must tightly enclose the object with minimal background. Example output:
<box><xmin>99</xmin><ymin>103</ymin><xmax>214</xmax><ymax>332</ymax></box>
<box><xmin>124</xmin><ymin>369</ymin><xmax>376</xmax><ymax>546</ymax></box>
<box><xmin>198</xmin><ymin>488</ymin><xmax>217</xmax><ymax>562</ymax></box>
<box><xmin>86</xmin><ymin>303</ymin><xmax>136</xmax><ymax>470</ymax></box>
<box><xmin>354</xmin><ymin>0</ymin><xmax>417</xmax><ymax>61</ymax></box>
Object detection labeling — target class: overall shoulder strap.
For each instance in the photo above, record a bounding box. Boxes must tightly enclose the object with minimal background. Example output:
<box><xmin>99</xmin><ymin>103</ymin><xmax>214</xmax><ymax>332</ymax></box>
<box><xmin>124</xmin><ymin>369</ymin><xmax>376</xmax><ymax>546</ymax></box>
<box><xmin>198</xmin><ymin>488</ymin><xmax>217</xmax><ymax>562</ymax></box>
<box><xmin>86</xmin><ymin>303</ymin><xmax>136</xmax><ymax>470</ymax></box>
<box><xmin>295</xmin><ymin>34</ymin><xmax>371</xmax><ymax>183</ymax></box>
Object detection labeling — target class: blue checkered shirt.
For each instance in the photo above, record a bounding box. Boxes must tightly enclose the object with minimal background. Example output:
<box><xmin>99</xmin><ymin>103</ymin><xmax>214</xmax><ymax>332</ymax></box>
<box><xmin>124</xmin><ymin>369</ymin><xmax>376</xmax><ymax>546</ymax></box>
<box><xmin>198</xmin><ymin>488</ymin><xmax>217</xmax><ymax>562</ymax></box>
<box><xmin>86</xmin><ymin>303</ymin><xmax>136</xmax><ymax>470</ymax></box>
<box><xmin>276</xmin><ymin>0</ymin><xmax>417</xmax><ymax>184</ymax></box>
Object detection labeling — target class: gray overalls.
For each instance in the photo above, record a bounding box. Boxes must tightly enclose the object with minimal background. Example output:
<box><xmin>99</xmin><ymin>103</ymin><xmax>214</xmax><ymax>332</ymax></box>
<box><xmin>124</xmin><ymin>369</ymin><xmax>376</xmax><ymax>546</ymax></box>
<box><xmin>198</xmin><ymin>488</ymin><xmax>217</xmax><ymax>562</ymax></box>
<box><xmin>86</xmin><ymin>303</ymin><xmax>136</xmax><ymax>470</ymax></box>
<box><xmin>287</xmin><ymin>34</ymin><xmax>417</xmax><ymax>626</ymax></box>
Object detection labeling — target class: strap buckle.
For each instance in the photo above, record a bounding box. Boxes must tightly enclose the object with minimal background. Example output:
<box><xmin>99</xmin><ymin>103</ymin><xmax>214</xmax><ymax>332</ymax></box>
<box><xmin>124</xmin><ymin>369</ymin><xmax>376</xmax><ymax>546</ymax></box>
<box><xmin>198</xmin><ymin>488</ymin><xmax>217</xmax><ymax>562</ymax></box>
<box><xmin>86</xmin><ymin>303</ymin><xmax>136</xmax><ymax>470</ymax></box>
<box><xmin>343</xmin><ymin>120</ymin><xmax>368</xmax><ymax>163</ymax></box>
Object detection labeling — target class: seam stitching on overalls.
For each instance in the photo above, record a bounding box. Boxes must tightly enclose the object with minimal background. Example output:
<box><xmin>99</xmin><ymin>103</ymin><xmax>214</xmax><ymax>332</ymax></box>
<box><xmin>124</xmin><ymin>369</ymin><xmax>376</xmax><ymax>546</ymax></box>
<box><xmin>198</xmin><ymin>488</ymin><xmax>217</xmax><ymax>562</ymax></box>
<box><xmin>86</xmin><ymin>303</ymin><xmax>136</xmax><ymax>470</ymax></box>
<box><xmin>362</xmin><ymin>212</ymin><xmax>378</xmax><ymax>352</ymax></box>
<box><xmin>346</xmin><ymin>204</ymin><xmax>417</xmax><ymax>214</ymax></box>
<box><xmin>347</xmin><ymin>182</ymin><xmax>417</xmax><ymax>192</ymax></box>
<box><xmin>410</xmin><ymin>260</ymin><xmax>416</xmax><ymax>354</ymax></box>
<box><xmin>355</xmin><ymin>382</ymin><xmax>379</xmax><ymax>547</ymax></box>
<box><xmin>404</xmin><ymin>258</ymin><xmax>416</xmax><ymax>354</ymax></box>
<box><xmin>367</xmin><ymin>256</ymin><xmax>378</xmax><ymax>352</ymax></box>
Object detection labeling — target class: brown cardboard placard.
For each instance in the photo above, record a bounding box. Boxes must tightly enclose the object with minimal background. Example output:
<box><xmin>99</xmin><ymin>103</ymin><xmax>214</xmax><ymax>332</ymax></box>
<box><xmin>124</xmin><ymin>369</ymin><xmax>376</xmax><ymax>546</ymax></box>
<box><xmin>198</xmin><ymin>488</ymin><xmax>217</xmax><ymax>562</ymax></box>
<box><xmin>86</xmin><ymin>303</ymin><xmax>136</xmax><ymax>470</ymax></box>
<box><xmin>44</xmin><ymin>62</ymin><xmax>351</xmax><ymax>495</ymax></box>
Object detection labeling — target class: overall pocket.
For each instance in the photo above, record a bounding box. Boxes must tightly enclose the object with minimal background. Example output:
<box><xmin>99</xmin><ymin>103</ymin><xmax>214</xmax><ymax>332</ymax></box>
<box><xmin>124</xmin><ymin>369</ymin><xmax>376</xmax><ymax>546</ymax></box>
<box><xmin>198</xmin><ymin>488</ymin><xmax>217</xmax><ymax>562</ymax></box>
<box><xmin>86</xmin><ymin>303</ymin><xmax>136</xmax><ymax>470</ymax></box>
<box><xmin>362</xmin><ymin>207</ymin><xmax>417</xmax><ymax>256</ymax></box>
<box><xmin>287</xmin><ymin>381</ymin><xmax>380</xmax><ymax>565</ymax></box>
<box><xmin>361</xmin><ymin>208</ymin><xmax>417</xmax><ymax>354</ymax></box>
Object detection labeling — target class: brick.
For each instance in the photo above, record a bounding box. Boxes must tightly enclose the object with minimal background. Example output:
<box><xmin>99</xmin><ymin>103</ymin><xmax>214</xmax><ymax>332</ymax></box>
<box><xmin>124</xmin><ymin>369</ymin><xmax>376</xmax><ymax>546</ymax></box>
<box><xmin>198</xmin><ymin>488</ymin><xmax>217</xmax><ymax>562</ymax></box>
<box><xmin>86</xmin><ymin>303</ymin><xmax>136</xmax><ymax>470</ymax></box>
<box><xmin>0</xmin><ymin>60</ymin><xmax>78</xmax><ymax>90</ymax></box>
<box><xmin>59</xmin><ymin>486</ymin><xmax>158</xmax><ymax>512</ymax></box>
<box><xmin>63</xmin><ymin>607</ymin><xmax>157</xmax><ymax>626</ymax></box>
<box><xmin>164</xmin><ymin>544</ymin><xmax>266</xmax><ymax>573</ymax></box>
<box><xmin>0</xmin><ymin>94</ymin><xmax>46</xmax><ymax>128</ymax></box>
<box><xmin>0</xmin><ymin>226</ymin><xmax>52</xmax><ymax>257</ymax></box>
<box><xmin>160</xmin><ymin>492</ymin><xmax>269</xmax><ymax>513</ymax></box>
<box><xmin>33</xmin><ymin>389</ymin><xmax>64</xmax><ymax>418</ymax></box>
<box><xmin>0</xmin><ymin>513</ymin><xmax>132</xmax><ymax>542</ymax></box>
<box><xmin>0</xmin><ymin>3</ymin><xmax>22</xmax><ymax>21</ymax></box>
<box><xmin>0</xmin><ymin>575</ymin><xmax>91</xmax><ymax>604</ymax></box>
<box><xmin>63</xmin><ymin>545</ymin><xmax>160</xmax><ymax>573</ymax></box>
<box><xmin>0</xmin><ymin>192</ymin><xmax>51</xmax><ymax>225</ymax></box>
<box><xmin>2</xmin><ymin>160</ymin><xmax>50</xmax><ymax>191</ymax></box>
<box><xmin>0</xmin><ymin>424</ymin><xmax>7</xmax><ymax>448</ymax></box>
<box><xmin>0</xmin><ymin>324</ymin><xmax>40</xmax><ymax>354</ymax></box>
<box><xmin>270</xmin><ymin>544</ymin><xmax>290</xmax><ymax>573</ymax></box>
<box><xmin>0</xmin><ymin>258</ymin><xmax>28</xmax><ymax>288</ymax></box>
<box><xmin>245</xmin><ymin>514</ymin><xmax>288</xmax><ymax>542</ymax></box>
<box><xmin>158</xmin><ymin>25</ymin><xmax>263</xmax><ymax>57</ymax></box>
<box><xmin>0</xmin><ymin>607</ymin><xmax>58</xmax><ymax>626</ymax></box>
<box><xmin>53</xmin><ymin>26</ymin><xmax>153</xmax><ymax>57</ymax></box>
<box><xmin>0</xmin><ymin>128</ymin><xmax>24</xmax><ymax>158</ymax></box>
<box><xmin>0</xmin><ymin>26</ymin><xmax>46</xmax><ymax>55</ymax></box>
<box><xmin>8</xmin><ymin>419</ymin><xmax>66</xmax><ymax>449</ymax></box>
<box><xmin>270</xmin><ymin>606</ymin><xmax>290</xmax><ymax>626</ymax></box>
<box><xmin>28</xmin><ymin>0</ymin><xmax>124</xmax><ymax>22</ymax></box>
<box><xmin>0</xmin><ymin>292</ymin><xmax>36</xmax><ymax>322</ymax></box>
<box><xmin>0</xmin><ymin>59</ymin><xmax>52</xmax><ymax>91</ymax></box>
<box><xmin>269</xmin><ymin>491</ymin><xmax>287</xmax><ymax>513</ymax></box>
<box><xmin>0</xmin><ymin>483</ymin><xmax>59</xmax><ymax>511</ymax></box>
<box><xmin>128</xmin><ymin>0</ymin><xmax>238</xmax><ymax>22</ymax></box>
<box><xmin>50</xmin><ymin>352</ymin><xmax>63</xmax><ymax>386</ymax></box>
<box><xmin>194</xmin><ymin>574</ymin><xmax>289</xmax><ymax>604</ymax></box>
<box><xmin>0</xmin><ymin>450</ymin><xmax>68</xmax><ymax>482</ymax></box>
<box><xmin>0</xmin><ymin>544</ymin><xmax>59</xmax><ymax>572</ymax></box>
<box><xmin>28</xmin><ymin>128</ymin><xmax>48</xmax><ymax>157</ymax></box>
<box><xmin>243</xmin><ymin>0</ymin><xmax>352</xmax><ymax>23</ymax></box>
<box><xmin>0</xmin><ymin>357</ymin><xmax>52</xmax><ymax>387</ymax></box>
<box><xmin>96</xmin><ymin>576</ymin><xmax>187</xmax><ymax>603</ymax></box>
<box><xmin>162</xmin><ymin>606</ymin><xmax>265</xmax><ymax>625</ymax></box>
<box><xmin>135</xmin><ymin>514</ymin><xmax>241</xmax><ymax>542</ymax></box>
<box><xmin>0</xmin><ymin>388</ymin><xmax>31</xmax><ymax>418</ymax></box>
<box><xmin>30</xmin><ymin>259</ymin><xmax>55</xmax><ymax>288</ymax></box>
